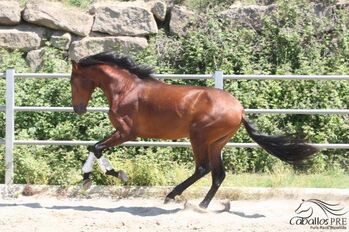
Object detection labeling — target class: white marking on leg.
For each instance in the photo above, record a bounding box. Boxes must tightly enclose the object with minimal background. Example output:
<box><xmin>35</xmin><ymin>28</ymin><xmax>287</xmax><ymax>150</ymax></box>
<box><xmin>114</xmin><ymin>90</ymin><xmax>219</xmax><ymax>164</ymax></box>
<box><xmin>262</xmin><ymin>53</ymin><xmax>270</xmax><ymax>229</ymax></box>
<box><xmin>82</xmin><ymin>152</ymin><xmax>96</xmax><ymax>173</ymax></box>
<box><xmin>97</xmin><ymin>156</ymin><xmax>114</xmax><ymax>173</ymax></box>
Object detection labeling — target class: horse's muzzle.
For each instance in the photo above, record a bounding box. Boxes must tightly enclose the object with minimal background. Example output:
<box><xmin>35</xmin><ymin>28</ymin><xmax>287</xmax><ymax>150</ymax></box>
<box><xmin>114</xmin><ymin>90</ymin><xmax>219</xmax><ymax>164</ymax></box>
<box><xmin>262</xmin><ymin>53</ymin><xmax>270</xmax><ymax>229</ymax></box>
<box><xmin>73</xmin><ymin>104</ymin><xmax>87</xmax><ymax>115</ymax></box>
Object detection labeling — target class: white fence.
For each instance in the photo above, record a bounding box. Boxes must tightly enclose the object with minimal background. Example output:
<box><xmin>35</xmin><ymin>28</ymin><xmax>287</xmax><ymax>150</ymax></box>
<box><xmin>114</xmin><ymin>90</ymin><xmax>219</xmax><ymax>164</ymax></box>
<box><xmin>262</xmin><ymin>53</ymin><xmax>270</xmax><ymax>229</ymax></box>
<box><xmin>1</xmin><ymin>70</ymin><xmax>349</xmax><ymax>184</ymax></box>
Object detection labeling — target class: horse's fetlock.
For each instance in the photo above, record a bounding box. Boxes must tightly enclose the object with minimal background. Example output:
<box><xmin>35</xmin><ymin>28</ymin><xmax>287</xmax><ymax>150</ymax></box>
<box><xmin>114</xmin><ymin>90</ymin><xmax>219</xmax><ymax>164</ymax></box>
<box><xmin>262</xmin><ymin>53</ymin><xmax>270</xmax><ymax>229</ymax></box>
<box><xmin>88</xmin><ymin>145</ymin><xmax>103</xmax><ymax>158</ymax></box>
<box><xmin>213</xmin><ymin>173</ymin><xmax>226</xmax><ymax>187</ymax></box>
<box><xmin>83</xmin><ymin>172</ymin><xmax>91</xmax><ymax>180</ymax></box>
<box><xmin>94</xmin><ymin>151</ymin><xmax>102</xmax><ymax>159</ymax></box>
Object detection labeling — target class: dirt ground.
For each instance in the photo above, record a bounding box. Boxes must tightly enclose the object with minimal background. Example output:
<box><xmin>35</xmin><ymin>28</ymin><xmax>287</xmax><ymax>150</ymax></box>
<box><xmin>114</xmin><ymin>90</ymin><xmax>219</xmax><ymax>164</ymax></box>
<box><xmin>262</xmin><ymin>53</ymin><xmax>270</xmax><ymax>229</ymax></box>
<box><xmin>0</xmin><ymin>186</ymin><xmax>348</xmax><ymax>232</ymax></box>
<box><xmin>0</xmin><ymin>197</ymin><xmax>347</xmax><ymax>232</ymax></box>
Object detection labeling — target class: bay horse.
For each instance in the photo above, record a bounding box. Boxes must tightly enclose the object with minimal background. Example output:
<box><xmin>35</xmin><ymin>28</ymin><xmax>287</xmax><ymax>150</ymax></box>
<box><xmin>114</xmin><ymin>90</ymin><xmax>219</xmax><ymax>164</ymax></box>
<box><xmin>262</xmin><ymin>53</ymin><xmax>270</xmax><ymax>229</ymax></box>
<box><xmin>71</xmin><ymin>51</ymin><xmax>318</xmax><ymax>208</ymax></box>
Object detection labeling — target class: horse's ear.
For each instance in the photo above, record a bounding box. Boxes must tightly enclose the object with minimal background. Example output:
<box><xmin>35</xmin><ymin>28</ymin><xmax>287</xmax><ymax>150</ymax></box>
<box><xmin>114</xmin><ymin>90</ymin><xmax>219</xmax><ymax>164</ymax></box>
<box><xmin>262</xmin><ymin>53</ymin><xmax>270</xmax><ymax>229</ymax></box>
<box><xmin>71</xmin><ymin>60</ymin><xmax>79</xmax><ymax>70</ymax></box>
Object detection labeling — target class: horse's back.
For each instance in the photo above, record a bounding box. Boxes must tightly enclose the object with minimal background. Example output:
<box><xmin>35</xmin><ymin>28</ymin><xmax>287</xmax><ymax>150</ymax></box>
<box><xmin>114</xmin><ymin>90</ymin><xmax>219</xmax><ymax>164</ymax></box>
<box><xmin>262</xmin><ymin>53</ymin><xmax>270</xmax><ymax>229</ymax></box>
<box><xmin>135</xmin><ymin>81</ymin><xmax>243</xmax><ymax>139</ymax></box>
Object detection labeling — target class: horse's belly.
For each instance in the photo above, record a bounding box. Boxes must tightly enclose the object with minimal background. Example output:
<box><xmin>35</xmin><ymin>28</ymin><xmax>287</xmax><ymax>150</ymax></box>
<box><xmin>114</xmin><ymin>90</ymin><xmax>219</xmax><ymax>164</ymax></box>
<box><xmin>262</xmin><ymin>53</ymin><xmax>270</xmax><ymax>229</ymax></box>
<box><xmin>137</xmin><ymin>118</ymin><xmax>189</xmax><ymax>139</ymax></box>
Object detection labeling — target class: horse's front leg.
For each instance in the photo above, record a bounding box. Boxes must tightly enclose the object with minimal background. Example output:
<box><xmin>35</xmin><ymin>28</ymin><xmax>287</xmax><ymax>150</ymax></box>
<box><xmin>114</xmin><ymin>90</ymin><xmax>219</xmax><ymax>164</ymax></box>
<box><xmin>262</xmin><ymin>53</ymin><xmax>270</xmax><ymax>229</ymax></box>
<box><xmin>81</xmin><ymin>115</ymin><xmax>135</xmax><ymax>189</ymax></box>
<box><xmin>81</xmin><ymin>151</ymin><xmax>97</xmax><ymax>189</ymax></box>
<box><xmin>81</xmin><ymin>131</ymin><xmax>131</xmax><ymax>189</ymax></box>
<box><xmin>81</xmin><ymin>134</ymin><xmax>113</xmax><ymax>189</ymax></box>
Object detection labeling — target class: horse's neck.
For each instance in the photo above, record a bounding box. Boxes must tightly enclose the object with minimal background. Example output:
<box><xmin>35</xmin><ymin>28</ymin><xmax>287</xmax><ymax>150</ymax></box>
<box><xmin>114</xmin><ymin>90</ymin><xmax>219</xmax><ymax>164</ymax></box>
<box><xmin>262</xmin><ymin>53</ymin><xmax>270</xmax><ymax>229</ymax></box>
<box><xmin>96</xmin><ymin>71</ymin><xmax>138</xmax><ymax>107</ymax></box>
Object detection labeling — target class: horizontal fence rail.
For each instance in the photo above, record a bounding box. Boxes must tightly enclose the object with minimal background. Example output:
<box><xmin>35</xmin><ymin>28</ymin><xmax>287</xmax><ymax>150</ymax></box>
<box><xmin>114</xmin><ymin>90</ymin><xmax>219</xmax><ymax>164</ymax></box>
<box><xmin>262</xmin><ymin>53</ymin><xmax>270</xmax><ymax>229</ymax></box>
<box><xmin>224</xmin><ymin>74</ymin><xmax>349</xmax><ymax>80</ymax></box>
<box><xmin>1</xmin><ymin>106</ymin><xmax>349</xmax><ymax>115</ymax></box>
<box><xmin>12</xmin><ymin>73</ymin><xmax>349</xmax><ymax>80</ymax></box>
<box><xmin>1</xmin><ymin>70</ymin><xmax>349</xmax><ymax>185</ymax></box>
<box><xmin>11</xmin><ymin>140</ymin><xmax>349</xmax><ymax>149</ymax></box>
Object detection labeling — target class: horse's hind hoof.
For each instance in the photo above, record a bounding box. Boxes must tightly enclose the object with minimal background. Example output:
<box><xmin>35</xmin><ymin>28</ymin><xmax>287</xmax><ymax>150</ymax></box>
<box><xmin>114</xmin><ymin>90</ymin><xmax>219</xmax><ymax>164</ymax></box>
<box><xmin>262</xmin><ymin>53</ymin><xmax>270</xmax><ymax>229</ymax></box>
<box><xmin>198</xmin><ymin>201</ymin><xmax>209</xmax><ymax>209</ymax></box>
<box><xmin>82</xmin><ymin>179</ymin><xmax>92</xmax><ymax>190</ymax></box>
<box><xmin>184</xmin><ymin>201</ymin><xmax>208</xmax><ymax>213</ymax></box>
<box><xmin>164</xmin><ymin>197</ymin><xmax>174</xmax><ymax>204</ymax></box>
<box><xmin>117</xmin><ymin>170</ymin><xmax>128</xmax><ymax>182</ymax></box>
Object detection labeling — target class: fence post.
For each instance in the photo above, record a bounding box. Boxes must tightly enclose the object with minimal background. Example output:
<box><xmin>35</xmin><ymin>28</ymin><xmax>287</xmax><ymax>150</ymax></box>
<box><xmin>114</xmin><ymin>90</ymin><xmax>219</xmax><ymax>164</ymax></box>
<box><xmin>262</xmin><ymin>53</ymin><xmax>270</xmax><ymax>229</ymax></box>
<box><xmin>214</xmin><ymin>70</ymin><xmax>224</xmax><ymax>89</ymax></box>
<box><xmin>5</xmin><ymin>69</ymin><xmax>15</xmax><ymax>185</ymax></box>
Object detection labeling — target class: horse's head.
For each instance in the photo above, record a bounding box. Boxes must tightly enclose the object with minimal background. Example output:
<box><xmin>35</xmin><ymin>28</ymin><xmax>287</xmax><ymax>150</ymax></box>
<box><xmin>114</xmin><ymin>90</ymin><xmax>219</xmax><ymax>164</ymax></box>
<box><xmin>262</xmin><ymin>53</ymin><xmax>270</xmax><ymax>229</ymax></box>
<box><xmin>70</xmin><ymin>61</ymin><xmax>97</xmax><ymax>115</ymax></box>
<box><xmin>295</xmin><ymin>199</ymin><xmax>313</xmax><ymax>217</ymax></box>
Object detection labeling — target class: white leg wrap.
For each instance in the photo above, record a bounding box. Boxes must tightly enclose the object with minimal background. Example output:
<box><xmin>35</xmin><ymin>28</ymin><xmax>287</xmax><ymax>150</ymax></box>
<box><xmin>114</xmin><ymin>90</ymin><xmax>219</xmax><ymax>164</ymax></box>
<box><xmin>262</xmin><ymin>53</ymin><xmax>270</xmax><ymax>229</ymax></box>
<box><xmin>82</xmin><ymin>152</ymin><xmax>96</xmax><ymax>173</ymax></box>
<box><xmin>97</xmin><ymin>156</ymin><xmax>114</xmax><ymax>173</ymax></box>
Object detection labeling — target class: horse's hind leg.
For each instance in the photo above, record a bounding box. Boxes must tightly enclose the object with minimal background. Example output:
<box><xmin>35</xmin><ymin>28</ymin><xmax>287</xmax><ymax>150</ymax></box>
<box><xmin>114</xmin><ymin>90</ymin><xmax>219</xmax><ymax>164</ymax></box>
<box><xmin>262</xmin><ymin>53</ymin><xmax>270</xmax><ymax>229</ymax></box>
<box><xmin>199</xmin><ymin>135</ymin><xmax>230</xmax><ymax>209</ymax></box>
<box><xmin>164</xmin><ymin>141</ymin><xmax>210</xmax><ymax>203</ymax></box>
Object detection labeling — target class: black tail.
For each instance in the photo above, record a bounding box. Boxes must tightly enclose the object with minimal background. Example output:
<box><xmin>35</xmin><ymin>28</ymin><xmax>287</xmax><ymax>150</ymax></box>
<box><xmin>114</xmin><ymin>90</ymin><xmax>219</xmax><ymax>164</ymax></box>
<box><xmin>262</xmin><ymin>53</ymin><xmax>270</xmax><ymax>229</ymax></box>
<box><xmin>242</xmin><ymin>116</ymin><xmax>319</xmax><ymax>164</ymax></box>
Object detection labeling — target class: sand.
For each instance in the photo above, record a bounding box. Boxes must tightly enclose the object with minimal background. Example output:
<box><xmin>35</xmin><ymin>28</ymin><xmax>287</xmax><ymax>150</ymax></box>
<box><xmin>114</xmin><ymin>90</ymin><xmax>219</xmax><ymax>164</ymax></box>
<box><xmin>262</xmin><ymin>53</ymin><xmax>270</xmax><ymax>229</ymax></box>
<box><xmin>0</xmin><ymin>185</ymin><xmax>348</xmax><ymax>232</ymax></box>
<box><xmin>0</xmin><ymin>196</ymin><xmax>344</xmax><ymax>232</ymax></box>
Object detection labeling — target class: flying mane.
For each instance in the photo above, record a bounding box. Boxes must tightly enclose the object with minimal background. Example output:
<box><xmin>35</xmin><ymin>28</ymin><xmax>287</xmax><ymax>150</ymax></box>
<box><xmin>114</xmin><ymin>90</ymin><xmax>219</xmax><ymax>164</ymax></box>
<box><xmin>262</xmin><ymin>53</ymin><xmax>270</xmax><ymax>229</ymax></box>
<box><xmin>306</xmin><ymin>199</ymin><xmax>348</xmax><ymax>217</ymax></box>
<box><xmin>78</xmin><ymin>51</ymin><xmax>154</xmax><ymax>79</ymax></box>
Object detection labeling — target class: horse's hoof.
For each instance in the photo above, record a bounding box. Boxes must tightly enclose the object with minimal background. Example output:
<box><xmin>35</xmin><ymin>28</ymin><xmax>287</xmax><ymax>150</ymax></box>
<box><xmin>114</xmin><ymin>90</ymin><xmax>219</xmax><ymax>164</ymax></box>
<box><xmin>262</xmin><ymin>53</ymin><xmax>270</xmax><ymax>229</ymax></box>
<box><xmin>184</xmin><ymin>201</ymin><xmax>208</xmax><ymax>213</ymax></box>
<box><xmin>82</xmin><ymin>179</ymin><xmax>92</xmax><ymax>190</ymax></box>
<box><xmin>117</xmin><ymin>170</ymin><xmax>128</xmax><ymax>182</ymax></box>
<box><xmin>198</xmin><ymin>201</ymin><xmax>208</xmax><ymax>209</ymax></box>
<box><xmin>164</xmin><ymin>197</ymin><xmax>174</xmax><ymax>204</ymax></box>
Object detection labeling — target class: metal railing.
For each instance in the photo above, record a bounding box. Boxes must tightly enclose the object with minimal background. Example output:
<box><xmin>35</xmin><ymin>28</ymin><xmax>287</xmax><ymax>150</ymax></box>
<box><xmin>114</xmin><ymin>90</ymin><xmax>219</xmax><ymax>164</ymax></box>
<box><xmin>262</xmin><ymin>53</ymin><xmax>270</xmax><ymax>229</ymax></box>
<box><xmin>1</xmin><ymin>69</ymin><xmax>349</xmax><ymax>184</ymax></box>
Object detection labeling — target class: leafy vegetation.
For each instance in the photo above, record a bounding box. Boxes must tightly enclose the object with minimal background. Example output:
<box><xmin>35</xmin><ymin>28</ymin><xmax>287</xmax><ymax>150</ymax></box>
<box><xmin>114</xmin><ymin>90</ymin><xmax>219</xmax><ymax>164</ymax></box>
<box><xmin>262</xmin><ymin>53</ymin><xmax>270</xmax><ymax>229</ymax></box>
<box><xmin>0</xmin><ymin>0</ymin><xmax>348</xmax><ymax>186</ymax></box>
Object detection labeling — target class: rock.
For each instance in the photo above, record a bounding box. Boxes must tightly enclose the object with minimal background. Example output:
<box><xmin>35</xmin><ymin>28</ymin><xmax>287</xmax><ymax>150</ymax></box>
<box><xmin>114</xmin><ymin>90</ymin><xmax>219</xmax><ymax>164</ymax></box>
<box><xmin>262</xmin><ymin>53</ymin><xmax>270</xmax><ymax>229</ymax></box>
<box><xmin>92</xmin><ymin>3</ymin><xmax>158</xmax><ymax>36</ymax></box>
<box><xmin>0</xmin><ymin>1</ymin><xmax>21</xmax><ymax>25</ymax></box>
<box><xmin>169</xmin><ymin>5</ymin><xmax>194</xmax><ymax>36</ymax></box>
<box><xmin>313</xmin><ymin>3</ymin><xmax>333</xmax><ymax>18</ymax></box>
<box><xmin>22</xmin><ymin>185</ymin><xmax>35</xmax><ymax>196</ymax></box>
<box><xmin>255</xmin><ymin>0</ymin><xmax>276</xmax><ymax>5</ymax></box>
<box><xmin>220</xmin><ymin>4</ymin><xmax>277</xmax><ymax>31</ymax></box>
<box><xmin>26</xmin><ymin>47</ymin><xmax>46</xmax><ymax>72</ymax></box>
<box><xmin>22</xmin><ymin>0</ymin><xmax>93</xmax><ymax>36</ymax></box>
<box><xmin>313</xmin><ymin>1</ymin><xmax>349</xmax><ymax>33</ymax></box>
<box><xmin>229</xmin><ymin>1</ymin><xmax>244</xmax><ymax>8</ymax></box>
<box><xmin>149</xmin><ymin>0</ymin><xmax>167</xmax><ymax>21</ymax></box>
<box><xmin>230</xmin><ymin>0</ymin><xmax>275</xmax><ymax>7</ymax></box>
<box><xmin>69</xmin><ymin>36</ymin><xmax>149</xmax><ymax>61</ymax></box>
<box><xmin>50</xmin><ymin>32</ymin><xmax>72</xmax><ymax>50</ymax></box>
<box><xmin>151</xmin><ymin>0</ymin><xmax>175</xmax><ymax>8</ymax></box>
<box><xmin>88</xmin><ymin>1</ymin><xmax>120</xmax><ymax>15</ymax></box>
<box><xmin>0</xmin><ymin>28</ymin><xmax>41</xmax><ymax>51</ymax></box>
<box><xmin>90</xmin><ymin>1</ymin><xmax>167</xmax><ymax>22</ymax></box>
<box><xmin>0</xmin><ymin>23</ymin><xmax>53</xmax><ymax>47</ymax></box>
<box><xmin>13</xmin><ymin>23</ymin><xmax>53</xmax><ymax>39</ymax></box>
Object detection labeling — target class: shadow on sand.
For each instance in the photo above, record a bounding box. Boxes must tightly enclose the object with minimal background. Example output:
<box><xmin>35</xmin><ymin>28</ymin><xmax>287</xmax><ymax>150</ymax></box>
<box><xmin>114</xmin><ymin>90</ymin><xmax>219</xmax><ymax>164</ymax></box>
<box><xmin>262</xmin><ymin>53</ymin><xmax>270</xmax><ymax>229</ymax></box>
<box><xmin>0</xmin><ymin>202</ymin><xmax>265</xmax><ymax>218</ymax></box>
<box><xmin>0</xmin><ymin>203</ymin><xmax>181</xmax><ymax>217</ymax></box>
<box><xmin>230</xmin><ymin>211</ymin><xmax>265</xmax><ymax>219</ymax></box>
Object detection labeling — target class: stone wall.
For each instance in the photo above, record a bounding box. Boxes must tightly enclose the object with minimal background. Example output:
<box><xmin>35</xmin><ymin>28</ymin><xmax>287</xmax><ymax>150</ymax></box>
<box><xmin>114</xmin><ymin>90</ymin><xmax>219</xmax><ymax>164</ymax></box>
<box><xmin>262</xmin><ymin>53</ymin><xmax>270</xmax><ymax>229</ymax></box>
<box><xmin>0</xmin><ymin>0</ymin><xmax>348</xmax><ymax>71</ymax></box>
<box><xmin>0</xmin><ymin>0</ymin><xmax>195</xmax><ymax>70</ymax></box>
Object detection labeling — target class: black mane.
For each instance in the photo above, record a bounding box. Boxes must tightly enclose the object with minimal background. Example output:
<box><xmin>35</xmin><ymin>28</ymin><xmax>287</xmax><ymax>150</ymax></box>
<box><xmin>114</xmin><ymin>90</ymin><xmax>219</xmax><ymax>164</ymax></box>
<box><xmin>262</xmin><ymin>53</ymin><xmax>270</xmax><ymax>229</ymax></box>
<box><xmin>78</xmin><ymin>51</ymin><xmax>154</xmax><ymax>79</ymax></box>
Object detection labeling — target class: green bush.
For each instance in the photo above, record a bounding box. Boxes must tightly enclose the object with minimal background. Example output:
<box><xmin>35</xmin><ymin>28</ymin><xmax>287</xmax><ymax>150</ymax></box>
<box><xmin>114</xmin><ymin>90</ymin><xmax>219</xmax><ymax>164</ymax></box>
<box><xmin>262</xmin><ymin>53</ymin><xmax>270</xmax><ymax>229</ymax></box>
<box><xmin>15</xmin><ymin>147</ymin><xmax>51</xmax><ymax>184</ymax></box>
